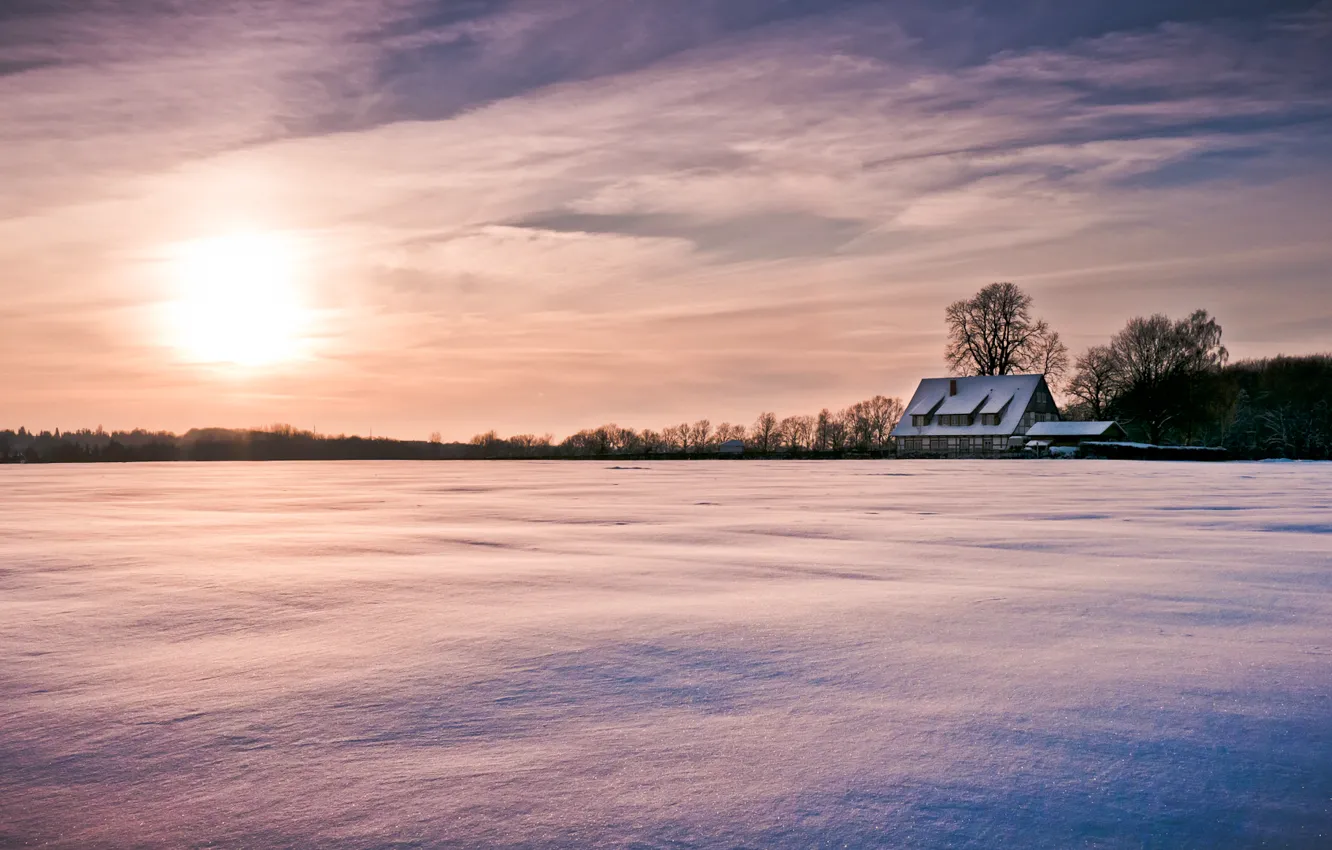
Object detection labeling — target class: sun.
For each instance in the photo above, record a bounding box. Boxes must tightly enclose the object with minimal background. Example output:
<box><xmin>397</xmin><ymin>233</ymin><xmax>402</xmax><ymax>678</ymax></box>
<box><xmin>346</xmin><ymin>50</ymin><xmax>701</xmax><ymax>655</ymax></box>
<box><xmin>167</xmin><ymin>231</ymin><xmax>311</xmax><ymax>367</ymax></box>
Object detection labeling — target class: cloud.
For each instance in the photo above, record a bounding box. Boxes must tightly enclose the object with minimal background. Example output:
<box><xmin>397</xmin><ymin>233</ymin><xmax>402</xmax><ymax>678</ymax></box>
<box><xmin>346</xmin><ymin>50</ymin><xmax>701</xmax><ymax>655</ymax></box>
<box><xmin>1</xmin><ymin>0</ymin><xmax>1330</xmax><ymax>435</ymax></box>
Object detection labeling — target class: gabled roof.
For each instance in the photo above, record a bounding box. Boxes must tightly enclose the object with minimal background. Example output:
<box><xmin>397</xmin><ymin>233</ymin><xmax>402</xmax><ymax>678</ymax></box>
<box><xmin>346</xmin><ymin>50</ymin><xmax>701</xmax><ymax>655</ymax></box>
<box><xmin>1026</xmin><ymin>421</ymin><xmax>1123</xmax><ymax>438</ymax></box>
<box><xmin>892</xmin><ymin>374</ymin><xmax>1048</xmax><ymax>438</ymax></box>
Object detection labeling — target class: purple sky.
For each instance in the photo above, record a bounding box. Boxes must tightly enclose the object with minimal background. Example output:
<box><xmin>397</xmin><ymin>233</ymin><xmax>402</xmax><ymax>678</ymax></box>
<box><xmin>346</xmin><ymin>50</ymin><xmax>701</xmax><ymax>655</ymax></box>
<box><xmin>2</xmin><ymin>0</ymin><xmax>1330</xmax><ymax>439</ymax></box>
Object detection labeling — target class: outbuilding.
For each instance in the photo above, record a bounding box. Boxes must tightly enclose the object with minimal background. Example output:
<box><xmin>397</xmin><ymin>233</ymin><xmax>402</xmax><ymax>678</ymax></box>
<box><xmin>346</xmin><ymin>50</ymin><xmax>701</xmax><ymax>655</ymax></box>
<box><xmin>1024</xmin><ymin>421</ymin><xmax>1128</xmax><ymax>453</ymax></box>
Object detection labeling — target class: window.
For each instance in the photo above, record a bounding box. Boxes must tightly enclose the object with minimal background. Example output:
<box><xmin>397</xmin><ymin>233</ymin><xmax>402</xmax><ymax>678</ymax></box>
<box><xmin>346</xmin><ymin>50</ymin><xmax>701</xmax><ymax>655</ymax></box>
<box><xmin>912</xmin><ymin>414</ymin><xmax>931</xmax><ymax>427</ymax></box>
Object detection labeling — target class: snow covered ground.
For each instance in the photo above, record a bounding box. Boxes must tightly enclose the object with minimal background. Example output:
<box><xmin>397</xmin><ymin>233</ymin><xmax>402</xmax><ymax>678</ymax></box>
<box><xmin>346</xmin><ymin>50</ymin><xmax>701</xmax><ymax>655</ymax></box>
<box><xmin>1</xmin><ymin>460</ymin><xmax>1329</xmax><ymax>848</ymax></box>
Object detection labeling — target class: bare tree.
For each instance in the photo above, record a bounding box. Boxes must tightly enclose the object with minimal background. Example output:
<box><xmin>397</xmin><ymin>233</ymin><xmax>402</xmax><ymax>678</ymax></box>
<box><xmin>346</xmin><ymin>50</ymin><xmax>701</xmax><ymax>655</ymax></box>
<box><xmin>715</xmin><ymin>423</ymin><xmax>745</xmax><ymax>444</ymax></box>
<box><xmin>749</xmin><ymin>412</ymin><xmax>779</xmax><ymax>454</ymax></box>
<box><xmin>827</xmin><ymin>409</ymin><xmax>851</xmax><ymax>451</ymax></box>
<box><xmin>1066</xmin><ymin>345</ymin><xmax>1120</xmax><ymax>420</ymax></box>
<box><xmin>689</xmin><ymin>420</ymin><xmax>713</xmax><ymax>453</ymax></box>
<box><xmin>508</xmin><ymin>433</ymin><xmax>540</xmax><ymax>456</ymax></box>
<box><xmin>662</xmin><ymin>424</ymin><xmax>688</xmax><ymax>453</ymax></box>
<box><xmin>470</xmin><ymin>430</ymin><xmax>505</xmax><ymax>456</ymax></box>
<box><xmin>779</xmin><ymin>415</ymin><xmax>815</xmax><ymax>453</ymax></box>
<box><xmin>945</xmin><ymin>282</ymin><xmax>1065</xmax><ymax>377</ymax></box>
<box><xmin>857</xmin><ymin>395</ymin><xmax>904</xmax><ymax>448</ymax></box>
<box><xmin>608</xmin><ymin>426</ymin><xmax>641</xmax><ymax>454</ymax></box>
<box><xmin>846</xmin><ymin>402</ymin><xmax>874</xmax><ymax>451</ymax></box>
<box><xmin>1109</xmin><ymin>310</ymin><xmax>1227</xmax><ymax>444</ymax></box>
<box><xmin>1030</xmin><ymin>324</ymin><xmax>1070</xmax><ymax>387</ymax></box>
<box><xmin>813</xmin><ymin>409</ymin><xmax>832</xmax><ymax>451</ymax></box>
<box><xmin>639</xmin><ymin>429</ymin><xmax>664</xmax><ymax>454</ymax></box>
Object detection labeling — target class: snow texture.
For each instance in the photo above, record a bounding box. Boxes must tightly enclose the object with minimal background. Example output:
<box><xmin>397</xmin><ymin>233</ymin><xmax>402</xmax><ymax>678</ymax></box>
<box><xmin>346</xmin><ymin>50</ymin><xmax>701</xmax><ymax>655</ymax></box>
<box><xmin>1</xmin><ymin>460</ymin><xmax>1330</xmax><ymax>849</ymax></box>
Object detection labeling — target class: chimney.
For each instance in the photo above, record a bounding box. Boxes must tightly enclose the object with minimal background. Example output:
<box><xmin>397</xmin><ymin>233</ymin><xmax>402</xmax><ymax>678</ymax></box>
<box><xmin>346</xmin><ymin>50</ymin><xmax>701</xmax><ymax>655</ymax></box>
<box><xmin>949</xmin><ymin>379</ymin><xmax>957</xmax><ymax>396</ymax></box>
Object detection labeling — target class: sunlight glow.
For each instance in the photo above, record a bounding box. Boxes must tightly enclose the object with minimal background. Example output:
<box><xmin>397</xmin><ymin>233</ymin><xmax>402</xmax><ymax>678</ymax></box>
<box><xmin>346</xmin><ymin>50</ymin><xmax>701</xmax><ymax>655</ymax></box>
<box><xmin>167</xmin><ymin>232</ymin><xmax>311</xmax><ymax>367</ymax></box>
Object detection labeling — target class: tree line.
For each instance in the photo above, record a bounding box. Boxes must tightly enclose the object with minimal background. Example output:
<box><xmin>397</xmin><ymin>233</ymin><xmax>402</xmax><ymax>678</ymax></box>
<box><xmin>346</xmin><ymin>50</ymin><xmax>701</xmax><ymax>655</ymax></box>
<box><xmin>0</xmin><ymin>425</ymin><xmax>475</xmax><ymax>464</ymax></box>
<box><xmin>947</xmin><ymin>282</ymin><xmax>1331</xmax><ymax>457</ymax></box>
<box><xmin>2</xmin><ymin>398</ymin><xmax>908</xmax><ymax>464</ymax></box>
<box><xmin>467</xmin><ymin>395</ymin><xmax>906</xmax><ymax>458</ymax></box>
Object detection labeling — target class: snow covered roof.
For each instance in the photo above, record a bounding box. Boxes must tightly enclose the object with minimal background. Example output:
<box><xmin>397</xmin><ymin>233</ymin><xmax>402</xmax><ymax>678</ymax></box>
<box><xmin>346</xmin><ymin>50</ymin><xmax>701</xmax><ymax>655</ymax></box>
<box><xmin>936</xmin><ymin>384</ymin><xmax>991</xmax><ymax>415</ymax></box>
<box><xmin>892</xmin><ymin>374</ymin><xmax>1047</xmax><ymax>438</ymax></box>
<box><xmin>980</xmin><ymin>393</ymin><xmax>1013</xmax><ymax>415</ymax></box>
<box><xmin>1026</xmin><ymin>421</ymin><xmax>1123</xmax><ymax>438</ymax></box>
<box><xmin>906</xmin><ymin>393</ymin><xmax>946</xmax><ymax>417</ymax></box>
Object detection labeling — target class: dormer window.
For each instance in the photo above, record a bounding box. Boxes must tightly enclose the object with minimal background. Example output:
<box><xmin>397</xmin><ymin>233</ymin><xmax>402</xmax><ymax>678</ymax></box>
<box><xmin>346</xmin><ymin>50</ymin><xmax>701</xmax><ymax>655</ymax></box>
<box><xmin>937</xmin><ymin>414</ymin><xmax>972</xmax><ymax>426</ymax></box>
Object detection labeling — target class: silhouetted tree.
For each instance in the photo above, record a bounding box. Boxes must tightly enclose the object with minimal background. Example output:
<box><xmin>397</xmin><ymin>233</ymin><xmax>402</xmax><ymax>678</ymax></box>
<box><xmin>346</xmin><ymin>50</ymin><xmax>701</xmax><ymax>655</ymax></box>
<box><xmin>813</xmin><ymin>409</ymin><xmax>832</xmax><ymax>451</ymax></box>
<box><xmin>689</xmin><ymin>420</ymin><xmax>713</xmax><ymax>454</ymax></box>
<box><xmin>1066</xmin><ymin>345</ymin><xmax>1120</xmax><ymax>420</ymax></box>
<box><xmin>826</xmin><ymin>410</ymin><xmax>851</xmax><ymax>452</ymax></box>
<box><xmin>714</xmin><ymin>423</ymin><xmax>745</xmax><ymax>445</ymax></box>
<box><xmin>749</xmin><ymin>412</ymin><xmax>779</xmax><ymax>454</ymax></box>
<box><xmin>945</xmin><ymin>282</ymin><xmax>1066</xmax><ymax>378</ymax></box>
<box><xmin>1108</xmin><ymin>310</ymin><xmax>1227</xmax><ymax>444</ymax></box>
<box><xmin>778</xmin><ymin>415</ymin><xmax>814</xmax><ymax>453</ymax></box>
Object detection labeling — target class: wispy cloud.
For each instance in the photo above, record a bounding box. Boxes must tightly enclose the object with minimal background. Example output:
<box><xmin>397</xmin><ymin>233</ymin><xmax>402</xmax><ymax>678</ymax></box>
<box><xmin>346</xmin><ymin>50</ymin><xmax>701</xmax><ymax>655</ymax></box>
<box><xmin>1</xmin><ymin>0</ymin><xmax>1330</xmax><ymax>436</ymax></box>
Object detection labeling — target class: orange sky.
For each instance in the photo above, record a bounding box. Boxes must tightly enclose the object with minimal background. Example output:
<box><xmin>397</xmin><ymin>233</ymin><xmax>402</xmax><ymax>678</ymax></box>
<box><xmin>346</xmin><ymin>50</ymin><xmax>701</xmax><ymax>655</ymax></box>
<box><xmin>3</xmin><ymin>1</ymin><xmax>1330</xmax><ymax>440</ymax></box>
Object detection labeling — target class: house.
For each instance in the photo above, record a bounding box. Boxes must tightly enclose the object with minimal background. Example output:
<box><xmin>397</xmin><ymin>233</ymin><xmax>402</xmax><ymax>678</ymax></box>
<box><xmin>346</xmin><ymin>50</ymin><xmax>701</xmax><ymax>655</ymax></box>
<box><xmin>892</xmin><ymin>374</ymin><xmax>1061</xmax><ymax>457</ymax></box>
<box><xmin>1023</xmin><ymin>420</ymin><xmax>1128</xmax><ymax>454</ymax></box>
<box><xmin>718</xmin><ymin>439</ymin><xmax>745</xmax><ymax>456</ymax></box>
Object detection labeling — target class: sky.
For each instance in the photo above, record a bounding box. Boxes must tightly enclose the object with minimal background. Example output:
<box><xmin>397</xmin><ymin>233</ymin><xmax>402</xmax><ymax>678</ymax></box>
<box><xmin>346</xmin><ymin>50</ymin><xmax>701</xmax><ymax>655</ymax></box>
<box><xmin>2</xmin><ymin>0</ymin><xmax>1330</xmax><ymax>440</ymax></box>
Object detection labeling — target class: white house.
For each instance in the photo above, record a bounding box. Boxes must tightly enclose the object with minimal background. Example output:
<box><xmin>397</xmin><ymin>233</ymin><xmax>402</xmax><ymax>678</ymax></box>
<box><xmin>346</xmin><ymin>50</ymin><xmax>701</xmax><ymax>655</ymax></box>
<box><xmin>718</xmin><ymin>439</ymin><xmax>745</xmax><ymax>456</ymax></box>
<box><xmin>892</xmin><ymin>374</ymin><xmax>1061</xmax><ymax>457</ymax></box>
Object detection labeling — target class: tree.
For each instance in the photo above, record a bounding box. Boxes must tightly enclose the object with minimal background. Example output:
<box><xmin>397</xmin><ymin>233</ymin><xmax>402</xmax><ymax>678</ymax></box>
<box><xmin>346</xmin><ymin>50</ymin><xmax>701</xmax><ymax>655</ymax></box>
<box><xmin>1066</xmin><ymin>345</ymin><xmax>1120</xmax><ymax>420</ymax></box>
<box><xmin>715</xmin><ymin>423</ymin><xmax>745</xmax><ymax>445</ymax></box>
<box><xmin>749</xmin><ymin>412</ymin><xmax>779</xmax><ymax>454</ymax></box>
<box><xmin>778</xmin><ymin>415</ymin><xmax>814</xmax><ymax>453</ymax></box>
<box><xmin>846</xmin><ymin>403</ymin><xmax>875</xmax><ymax>451</ymax></box>
<box><xmin>945</xmin><ymin>282</ymin><xmax>1065</xmax><ymax>378</ymax></box>
<box><xmin>689</xmin><ymin>420</ymin><xmax>713</xmax><ymax>453</ymax></box>
<box><xmin>1031</xmin><ymin>326</ymin><xmax>1070</xmax><ymax>388</ymax></box>
<box><xmin>826</xmin><ymin>409</ymin><xmax>851</xmax><ymax>451</ymax></box>
<box><xmin>1108</xmin><ymin>310</ymin><xmax>1227</xmax><ymax>444</ymax></box>
<box><xmin>812</xmin><ymin>409</ymin><xmax>832</xmax><ymax>451</ymax></box>
<box><xmin>639</xmin><ymin>429</ymin><xmax>665</xmax><ymax>454</ymax></box>
<box><xmin>661</xmin><ymin>424</ymin><xmax>687</xmax><ymax>453</ymax></box>
<box><xmin>470</xmin><ymin>430</ymin><xmax>506</xmax><ymax>456</ymax></box>
<box><xmin>853</xmin><ymin>395</ymin><xmax>904</xmax><ymax>449</ymax></box>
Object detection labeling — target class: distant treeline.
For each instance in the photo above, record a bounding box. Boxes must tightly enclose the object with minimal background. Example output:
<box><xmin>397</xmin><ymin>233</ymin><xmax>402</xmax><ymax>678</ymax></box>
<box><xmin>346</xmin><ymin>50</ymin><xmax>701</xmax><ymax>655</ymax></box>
<box><xmin>4</xmin><ymin>359</ymin><xmax>1329</xmax><ymax>465</ymax></box>
<box><xmin>0</xmin><ymin>425</ymin><xmax>477</xmax><ymax>464</ymax></box>
<box><xmin>467</xmin><ymin>395</ymin><xmax>905</xmax><ymax>459</ymax></box>
<box><xmin>1</xmin><ymin>397</ymin><xmax>906</xmax><ymax>465</ymax></box>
